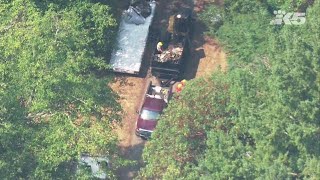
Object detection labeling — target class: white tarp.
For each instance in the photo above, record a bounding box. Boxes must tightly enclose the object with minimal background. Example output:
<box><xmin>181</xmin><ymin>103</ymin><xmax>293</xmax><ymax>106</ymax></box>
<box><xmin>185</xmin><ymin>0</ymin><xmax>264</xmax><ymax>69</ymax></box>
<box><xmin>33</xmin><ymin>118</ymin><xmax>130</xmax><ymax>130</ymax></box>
<box><xmin>79</xmin><ymin>155</ymin><xmax>109</xmax><ymax>179</ymax></box>
<box><xmin>110</xmin><ymin>1</ymin><xmax>156</xmax><ymax>74</ymax></box>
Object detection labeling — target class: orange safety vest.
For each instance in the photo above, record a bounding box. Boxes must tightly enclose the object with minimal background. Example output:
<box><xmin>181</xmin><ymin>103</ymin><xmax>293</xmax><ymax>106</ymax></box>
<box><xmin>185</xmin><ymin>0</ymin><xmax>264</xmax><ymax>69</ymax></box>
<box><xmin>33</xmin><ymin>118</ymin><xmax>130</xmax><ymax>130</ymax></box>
<box><xmin>176</xmin><ymin>83</ymin><xmax>183</xmax><ymax>92</ymax></box>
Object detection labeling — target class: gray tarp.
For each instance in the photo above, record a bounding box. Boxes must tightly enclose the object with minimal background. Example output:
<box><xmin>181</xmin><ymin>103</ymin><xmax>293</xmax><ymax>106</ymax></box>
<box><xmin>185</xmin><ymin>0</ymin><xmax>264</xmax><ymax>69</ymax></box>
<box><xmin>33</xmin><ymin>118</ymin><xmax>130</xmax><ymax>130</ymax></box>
<box><xmin>110</xmin><ymin>1</ymin><xmax>156</xmax><ymax>74</ymax></box>
<box><xmin>124</xmin><ymin>6</ymin><xmax>146</xmax><ymax>25</ymax></box>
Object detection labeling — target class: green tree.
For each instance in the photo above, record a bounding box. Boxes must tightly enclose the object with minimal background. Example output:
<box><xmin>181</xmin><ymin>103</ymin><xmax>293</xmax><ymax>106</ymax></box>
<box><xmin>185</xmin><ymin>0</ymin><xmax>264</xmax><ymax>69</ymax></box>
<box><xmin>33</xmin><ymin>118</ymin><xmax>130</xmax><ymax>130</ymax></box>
<box><xmin>139</xmin><ymin>0</ymin><xmax>319</xmax><ymax>179</ymax></box>
<box><xmin>0</xmin><ymin>0</ymin><xmax>121</xmax><ymax>178</ymax></box>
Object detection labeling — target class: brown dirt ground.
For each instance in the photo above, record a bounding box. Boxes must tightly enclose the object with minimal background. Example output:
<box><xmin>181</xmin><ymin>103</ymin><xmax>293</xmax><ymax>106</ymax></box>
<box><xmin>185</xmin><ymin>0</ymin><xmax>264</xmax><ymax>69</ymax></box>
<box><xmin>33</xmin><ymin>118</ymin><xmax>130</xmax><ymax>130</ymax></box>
<box><xmin>194</xmin><ymin>0</ymin><xmax>224</xmax><ymax>12</ymax></box>
<box><xmin>194</xmin><ymin>36</ymin><xmax>227</xmax><ymax>78</ymax></box>
<box><xmin>109</xmin><ymin>75</ymin><xmax>147</xmax><ymax>180</ymax></box>
<box><xmin>191</xmin><ymin>0</ymin><xmax>227</xmax><ymax>78</ymax></box>
<box><xmin>109</xmin><ymin>0</ymin><xmax>227</xmax><ymax>179</ymax></box>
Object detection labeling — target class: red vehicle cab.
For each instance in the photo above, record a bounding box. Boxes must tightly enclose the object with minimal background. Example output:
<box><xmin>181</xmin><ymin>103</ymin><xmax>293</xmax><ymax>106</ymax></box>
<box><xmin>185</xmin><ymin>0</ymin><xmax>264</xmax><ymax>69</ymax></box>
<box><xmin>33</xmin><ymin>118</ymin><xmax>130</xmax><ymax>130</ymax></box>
<box><xmin>135</xmin><ymin>82</ymin><xmax>172</xmax><ymax>139</ymax></box>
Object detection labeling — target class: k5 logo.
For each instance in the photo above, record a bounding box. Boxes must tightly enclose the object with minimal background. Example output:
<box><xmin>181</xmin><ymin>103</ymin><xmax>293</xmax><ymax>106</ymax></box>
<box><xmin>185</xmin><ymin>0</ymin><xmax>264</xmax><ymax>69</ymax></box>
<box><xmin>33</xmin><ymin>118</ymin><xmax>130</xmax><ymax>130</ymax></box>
<box><xmin>270</xmin><ymin>10</ymin><xmax>306</xmax><ymax>25</ymax></box>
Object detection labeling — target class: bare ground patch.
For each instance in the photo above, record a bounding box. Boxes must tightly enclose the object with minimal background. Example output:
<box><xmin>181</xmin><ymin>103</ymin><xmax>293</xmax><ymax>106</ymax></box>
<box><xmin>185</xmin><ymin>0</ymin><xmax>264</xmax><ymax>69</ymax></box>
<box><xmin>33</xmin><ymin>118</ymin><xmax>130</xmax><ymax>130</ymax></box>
<box><xmin>111</xmin><ymin>0</ymin><xmax>227</xmax><ymax>179</ymax></box>
<box><xmin>109</xmin><ymin>75</ymin><xmax>147</xmax><ymax>180</ymax></box>
<box><xmin>195</xmin><ymin>36</ymin><xmax>227</xmax><ymax>78</ymax></box>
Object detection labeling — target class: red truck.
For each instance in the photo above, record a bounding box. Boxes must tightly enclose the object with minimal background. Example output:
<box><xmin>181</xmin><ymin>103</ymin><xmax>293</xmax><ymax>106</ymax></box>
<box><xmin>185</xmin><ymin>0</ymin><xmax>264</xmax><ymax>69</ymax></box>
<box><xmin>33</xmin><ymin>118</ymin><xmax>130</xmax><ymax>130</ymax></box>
<box><xmin>135</xmin><ymin>81</ymin><xmax>172</xmax><ymax>139</ymax></box>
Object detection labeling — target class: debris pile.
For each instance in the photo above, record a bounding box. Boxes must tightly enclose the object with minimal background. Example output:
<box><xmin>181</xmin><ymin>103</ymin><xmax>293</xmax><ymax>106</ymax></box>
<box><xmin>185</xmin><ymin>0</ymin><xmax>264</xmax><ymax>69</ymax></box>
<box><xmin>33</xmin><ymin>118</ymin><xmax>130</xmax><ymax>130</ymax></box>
<box><xmin>156</xmin><ymin>43</ymin><xmax>183</xmax><ymax>62</ymax></box>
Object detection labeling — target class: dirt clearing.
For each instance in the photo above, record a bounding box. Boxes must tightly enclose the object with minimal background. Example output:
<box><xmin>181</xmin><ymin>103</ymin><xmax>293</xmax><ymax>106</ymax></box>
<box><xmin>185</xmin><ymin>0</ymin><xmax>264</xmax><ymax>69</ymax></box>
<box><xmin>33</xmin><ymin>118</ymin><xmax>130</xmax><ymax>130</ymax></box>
<box><xmin>194</xmin><ymin>36</ymin><xmax>227</xmax><ymax>78</ymax></box>
<box><xmin>110</xmin><ymin>0</ymin><xmax>227</xmax><ymax>179</ymax></box>
<box><xmin>186</xmin><ymin>0</ymin><xmax>227</xmax><ymax>79</ymax></box>
<box><xmin>109</xmin><ymin>75</ymin><xmax>147</xmax><ymax>179</ymax></box>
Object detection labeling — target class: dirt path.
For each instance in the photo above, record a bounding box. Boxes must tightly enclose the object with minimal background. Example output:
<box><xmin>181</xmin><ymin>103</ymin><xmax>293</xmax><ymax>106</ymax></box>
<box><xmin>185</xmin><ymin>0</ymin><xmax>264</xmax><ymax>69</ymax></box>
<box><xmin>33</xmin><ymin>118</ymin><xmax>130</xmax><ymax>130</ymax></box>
<box><xmin>110</xmin><ymin>0</ymin><xmax>227</xmax><ymax>179</ymax></box>
<box><xmin>186</xmin><ymin>0</ymin><xmax>227</xmax><ymax>79</ymax></box>
<box><xmin>109</xmin><ymin>75</ymin><xmax>147</xmax><ymax>180</ymax></box>
<box><xmin>194</xmin><ymin>36</ymin><xmax>227</xmax><ymax>77</ymax></box>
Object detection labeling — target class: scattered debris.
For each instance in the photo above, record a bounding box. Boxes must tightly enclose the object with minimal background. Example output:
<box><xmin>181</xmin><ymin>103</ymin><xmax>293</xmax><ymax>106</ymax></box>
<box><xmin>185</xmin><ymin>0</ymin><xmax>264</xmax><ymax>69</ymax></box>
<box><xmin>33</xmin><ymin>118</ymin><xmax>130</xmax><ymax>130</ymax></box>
<box><xmin>156</xmin><ymin>43</ymin><xmax>184</xmax><ymax>62</ymax></box>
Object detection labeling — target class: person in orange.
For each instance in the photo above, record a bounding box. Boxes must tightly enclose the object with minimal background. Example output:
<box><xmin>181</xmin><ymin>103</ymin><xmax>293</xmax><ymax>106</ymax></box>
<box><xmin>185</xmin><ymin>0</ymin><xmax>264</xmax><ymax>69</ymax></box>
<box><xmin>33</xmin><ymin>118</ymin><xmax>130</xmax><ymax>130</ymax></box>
<box><xmin>181</xmin><ymin>79</ymin><xmax>187</xmax><ymax>86</ymax></box>
<box><xmin>176</xmin><ymin>83</ymin><xmax>183</xmax><ymax>93</ymax></box>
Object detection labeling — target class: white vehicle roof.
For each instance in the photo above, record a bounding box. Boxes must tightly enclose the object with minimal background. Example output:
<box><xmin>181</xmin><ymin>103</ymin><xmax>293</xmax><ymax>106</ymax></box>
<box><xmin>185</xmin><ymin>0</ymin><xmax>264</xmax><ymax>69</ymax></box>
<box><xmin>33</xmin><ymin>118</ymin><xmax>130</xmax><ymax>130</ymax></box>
<box><xmin>110</xmin><ymin>1</ymin><xmax>156</xmax><ymax>74</ymax></box>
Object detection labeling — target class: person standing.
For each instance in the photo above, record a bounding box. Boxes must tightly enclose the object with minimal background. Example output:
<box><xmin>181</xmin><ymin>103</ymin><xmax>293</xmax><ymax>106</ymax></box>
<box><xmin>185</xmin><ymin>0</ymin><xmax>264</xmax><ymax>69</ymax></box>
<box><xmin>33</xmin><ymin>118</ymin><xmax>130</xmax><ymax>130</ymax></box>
<box><xmin>157</xmin><ymin>41</ymin><xmax>164</xmax><ymax>53</ymax></box>
<box><xmin>176</xmin><ymin>83</ymin><xmax>183</xmax><ymax>93</ymax></box>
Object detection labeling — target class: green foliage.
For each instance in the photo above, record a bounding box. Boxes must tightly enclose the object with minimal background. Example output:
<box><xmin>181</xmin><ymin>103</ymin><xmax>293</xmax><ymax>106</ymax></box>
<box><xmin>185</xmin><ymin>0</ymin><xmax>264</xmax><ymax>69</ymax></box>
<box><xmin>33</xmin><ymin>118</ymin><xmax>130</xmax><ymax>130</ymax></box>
<box><xmin>139</xmin><ymin>0</ymin><xmax>320</xmax><ymax>179</ymax></box>
<box><xmin>265</xmin><ymin>0</ymin><xmax>305</xmax><ymax>11</ymax></box>
<box><xmin>0</xmin><ymin>0</ymin><xmax>121</xmax><ymax>178</ymax></box>
<box><xmin>199</xmin><ymin>5</ymin><xmax>223</xmax><ymax>34</ymax></box>
<box><xmin>223</xmin><ymin>0</ymin><xmax>266</xmax><ymax>14</ymax></box>
<box><xmin>139</xmin><ymin>74</ymin><xmax>233</xmax><ymax>179</ymax></box>
<box><xmin>200</xmin><ymin>2</ymin><xmax>272</xmax><ymax>66</ymax></box>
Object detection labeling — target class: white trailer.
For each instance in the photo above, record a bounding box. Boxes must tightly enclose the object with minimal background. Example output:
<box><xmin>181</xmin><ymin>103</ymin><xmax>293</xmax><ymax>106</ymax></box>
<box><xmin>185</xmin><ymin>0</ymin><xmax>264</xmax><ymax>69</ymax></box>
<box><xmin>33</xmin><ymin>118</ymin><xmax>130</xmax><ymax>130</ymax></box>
<box><xmin>110</xmin><ymin>1</ymin><xmax>156</xmax><ymax>74</ymax></box>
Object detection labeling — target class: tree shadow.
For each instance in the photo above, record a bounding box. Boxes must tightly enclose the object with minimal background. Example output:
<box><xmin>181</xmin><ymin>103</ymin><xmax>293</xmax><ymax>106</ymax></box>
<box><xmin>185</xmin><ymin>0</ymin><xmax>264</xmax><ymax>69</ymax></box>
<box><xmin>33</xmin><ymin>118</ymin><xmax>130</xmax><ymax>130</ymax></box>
<box><xmin>112</xmin><ymin>75</ymin><xmax>136</xmax><ymax>87</ymax></box>
<box><xmin>138</xmin><ymin>28</ymin><xmax>158</xmax><ymax>78</ymax></box>
<box><xmin>183</xmin><ymin>13</ymin><xmax>209</xmax><ymax>80</ymax></box>
<box><xmin>116</xmin><ymin>141</ymin><xmax>146</xmax><ymax>180</ymax></box>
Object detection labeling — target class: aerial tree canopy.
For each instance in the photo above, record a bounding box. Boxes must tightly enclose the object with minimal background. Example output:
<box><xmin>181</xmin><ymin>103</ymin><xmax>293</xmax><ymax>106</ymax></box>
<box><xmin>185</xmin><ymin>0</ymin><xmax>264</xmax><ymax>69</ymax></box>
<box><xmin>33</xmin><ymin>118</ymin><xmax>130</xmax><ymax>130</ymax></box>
<box><xmin>139</xmin><ymin>0</ymin><xmax>320</xmax><ymax>179</ymax></box>
<box><xmin>0</xmin><ymin>0</ymin><xmax>121</xmax><ymax>178</ymax></box>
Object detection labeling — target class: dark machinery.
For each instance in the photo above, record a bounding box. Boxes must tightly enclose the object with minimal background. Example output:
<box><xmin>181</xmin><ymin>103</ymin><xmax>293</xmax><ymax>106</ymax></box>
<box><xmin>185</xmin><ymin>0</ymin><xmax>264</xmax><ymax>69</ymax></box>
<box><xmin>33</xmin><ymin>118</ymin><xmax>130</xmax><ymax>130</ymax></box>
<box><xmin>151</xmin><ymin>8</ymin><xmax>193</xmax><ymax>86</ymax></box>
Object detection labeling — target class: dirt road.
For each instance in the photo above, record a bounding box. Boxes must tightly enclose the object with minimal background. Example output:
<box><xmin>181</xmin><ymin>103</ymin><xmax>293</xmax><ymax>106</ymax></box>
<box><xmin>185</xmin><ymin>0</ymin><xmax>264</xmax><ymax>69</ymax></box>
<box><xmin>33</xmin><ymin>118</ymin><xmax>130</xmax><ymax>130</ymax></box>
<box><xmin>109</xmin><ymin>75</ymin><xmax>147</xmax><ymax>180</ymax></box>
<box><xmin>110</xmin><ymin>0</ymin><xmax>227</xmax><ymax>179</ymax></box>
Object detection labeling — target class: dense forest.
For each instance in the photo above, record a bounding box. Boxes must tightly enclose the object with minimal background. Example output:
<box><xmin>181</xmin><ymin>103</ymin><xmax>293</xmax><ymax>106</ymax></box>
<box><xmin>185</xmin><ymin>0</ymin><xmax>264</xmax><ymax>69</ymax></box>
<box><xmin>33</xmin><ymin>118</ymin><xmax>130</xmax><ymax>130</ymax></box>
<box><xmin>139</xmin><ymin>0</ymin><xmax>320</xmax><ymax>179</ymax></box>
<box><xmin>0</xmin><ymin>0</ymin><xmax>121</xmax><ymax>179</ymax></box>
<box><xmin>0</xmin><ymin>0</ymin><xmax>319</xmax><ymax>179</ymax></box>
